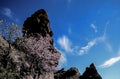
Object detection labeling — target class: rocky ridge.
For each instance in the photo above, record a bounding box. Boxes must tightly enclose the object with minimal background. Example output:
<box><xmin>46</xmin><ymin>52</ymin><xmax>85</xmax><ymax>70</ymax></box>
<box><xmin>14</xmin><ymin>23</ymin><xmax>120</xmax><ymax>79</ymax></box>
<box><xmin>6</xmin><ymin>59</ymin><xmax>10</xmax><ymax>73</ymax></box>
<box><xmin>0</xmin><ymin>9</ymin><xmax>102</xmax><ymax>79</ymax></box>
<box><xmin>54</xmin><ymin>63</ymin><xmax>102</xmax><ymax>79</ymax></box>
<box><xmin>0</xmin><ymin>9</ymin><xmax>61</xmax><ymax>79</ymax></box>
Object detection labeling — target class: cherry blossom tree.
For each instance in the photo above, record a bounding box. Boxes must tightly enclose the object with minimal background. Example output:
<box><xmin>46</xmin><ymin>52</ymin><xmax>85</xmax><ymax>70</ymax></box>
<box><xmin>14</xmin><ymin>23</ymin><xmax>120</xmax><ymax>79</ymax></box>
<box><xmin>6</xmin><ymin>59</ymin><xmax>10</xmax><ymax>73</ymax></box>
<box><xmin>14</xmin><ymin>34</ymin><xmax>61</xmax><ymax>77</ymax></box>
<box><xmin>0</xmin><ymin>20</ymin><xmax>22</xmax><ymax>50</ymax></box>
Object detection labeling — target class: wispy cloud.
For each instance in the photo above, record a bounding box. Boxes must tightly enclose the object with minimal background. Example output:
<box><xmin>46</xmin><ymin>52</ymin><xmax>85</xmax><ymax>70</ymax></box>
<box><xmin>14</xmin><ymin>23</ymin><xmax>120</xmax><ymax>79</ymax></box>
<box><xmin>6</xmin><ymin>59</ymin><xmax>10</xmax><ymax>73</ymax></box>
<box><xmin>78</xmin><ymin>34</ymin><xmax>106</xmax><ymax>55</ymax></box>
<box><xmin>99</xmin><ymin>48</ymin><xmax>120</xmax><ymax>68</ymax></box>
<box><xmin>104</xmin><ymin>21</ymin><xmax>109</xmax><ymax>35</ymax></box>
<box><xmin>103</xmin><ymin>21</ymin><xmax>113</xmax><ymax>52</ymax></box>
<box><xmin>57</xmin><ymin>35</ymin><xmax>73</xmax><ymax>52</ymax></box>
<box><xmin>57</xmin><ymin>34</ymin><xmax>106</xmax><ymax>56</ymax></box>
<box><xmin>99</xmin><ymin>56</ymin><xmax>120</xmax><ymax>68</ymax></box>
<box><xmin>2</xmin><ymin>8</ymin><xmax>13</xmax><ymax>18</ymax></box>
<box><xmin>78</xmin><ymin>22</ymin><xmax>109</xmax><ymax>55</ymax></box>
<box><xmin>78</xmin><ymin>21</ymin><xmax>111</xmax><ymax>55</ymax></box>
<box><xmin>79</xmin><ymin>39</ymin><xmax>96</xmax><ymax>55</ymax></box>
<box><xmin>57</xmin><ymin>32</ymin><xmax>106</xmax><ymax>56</ymax></box>
<box><xmin>118</xmin><ymin>48</ymin><xmax>120</xmax><ymax>55</ymax></box>
<box><xmin>90</xmin><ymin>24</ymin><xmax>98</xmax><ymax>33</ymax></box>
<box><xmin>105</xmin><ymin>42</ymin><xmax>113</xmax><ymax>52</ymax></box>
<box><xmin>57</xmin><ymin>21</ymin><xmax>111</xmax><ymax>56</ymax></box>
<box><xmin>1</xmin><ymin>8</ymin><xmax>19</xmax><ymax>23</ymax></box>
<box><xmin>57</xmin><ymin>51</ymin><xmax>67</xmax><ymax>69</ymax></box>
<box><xmin>54</xmin><ymin>46</ymin><xmax>67</xmax><ymax>69</ymax></box>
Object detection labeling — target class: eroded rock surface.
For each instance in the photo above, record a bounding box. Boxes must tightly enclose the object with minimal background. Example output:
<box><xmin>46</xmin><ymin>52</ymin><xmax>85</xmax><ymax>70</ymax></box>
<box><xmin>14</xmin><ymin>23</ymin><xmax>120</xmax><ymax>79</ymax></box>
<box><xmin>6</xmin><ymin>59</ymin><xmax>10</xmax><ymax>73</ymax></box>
<box><xmin>0</xmin><ymin>9</ymin><xmax>61</xmax><ymax>79</ymax></box>
<box><xmin>0</xmin><ymin>9</ymin><xmax>102</xmax><ymax>79</ymax></box>
<box><xmin>80</xmin><ymin>63</ymin><xmax>102</xmax><ymax>79</ymax></box>
<box><xmin>54</xmin><ymin>67</ymin><xmax>80</xmax><ymax>79</ymax></box>
<box><xmin>54</xmin><ymin>63</ymin><xmax>102</xmax><ymax>79</ymax></box>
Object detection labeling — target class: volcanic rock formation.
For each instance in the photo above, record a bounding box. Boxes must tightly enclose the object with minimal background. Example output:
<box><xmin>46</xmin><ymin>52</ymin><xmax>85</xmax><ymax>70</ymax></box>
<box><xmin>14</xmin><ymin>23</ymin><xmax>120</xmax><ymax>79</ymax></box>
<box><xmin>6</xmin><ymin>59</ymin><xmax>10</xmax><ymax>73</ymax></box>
<box><xmin>54</xmin><ymin>67</ymin><xmax>80</xmax><ymax>79</ymax></box>
<box><xmin>0</xmin><ymin>9</ymin><xmax>102</xmax><ymax>79</ymax></box>
<box><xmin>54</xmin><ymin>63</ymin><xmax>102</xmax><ymax>79</ymax></box>
<box><xmin>22</xmin><ymin>9</ymin><xmax>53</xmax><ymax>37</ymax></box>
<box><xmin>80</xmin><ymin>63</ymin><xmax>102</xmax><ymax>79</ymax></box>
<box><xmin>14</xmin><ymin>9</ymin><xmax>61</xmax><ymax>79</ymax></box>
<box><xmin>0</xmin><ymin>9</ymin><xmax>61</xmax><ymax>79</ymax></box>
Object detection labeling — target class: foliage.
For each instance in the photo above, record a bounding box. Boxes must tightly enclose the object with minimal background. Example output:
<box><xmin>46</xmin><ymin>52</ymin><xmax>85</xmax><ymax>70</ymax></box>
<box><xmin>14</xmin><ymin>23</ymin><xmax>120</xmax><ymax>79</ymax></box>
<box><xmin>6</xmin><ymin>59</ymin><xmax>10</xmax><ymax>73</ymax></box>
<box><xmin>15</xmin><ymin>34</ymin><xmax>60</xmax><ymax>74</ymax></box>
<box><xmin>5</xmin><ymin>23</ymin><xmax>22</xmax><ymax>44</ymax></box>
<box><xmin>0</xmin><ymin>20</ymin><xmax>23</xmax><ymax>78</ymax></box>
<box><xmin>0</xmin><ymin>20</ymin><xmax>22</xmax><ymax>44</ymax></box>
<box><xmin>0</xmin><ymin>9</ymin><xmax>61</xmax><ymax>79</ymax></box>
<box><xmin>0</xmin><ymin>44</ymin><xmax>22</xmax><ymax>79</ymax></box>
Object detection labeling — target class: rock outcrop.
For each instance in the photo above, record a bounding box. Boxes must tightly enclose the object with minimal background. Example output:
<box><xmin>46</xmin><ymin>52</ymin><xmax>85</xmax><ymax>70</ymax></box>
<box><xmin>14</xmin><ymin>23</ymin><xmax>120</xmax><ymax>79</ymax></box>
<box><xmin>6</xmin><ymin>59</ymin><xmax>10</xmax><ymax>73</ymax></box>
<box><xmin>0</xmin><ymin>36</ymin><xmax>22</xmax><ymax>79</ymax></box>
<box><xmin>54</xmin><ymin>63</ymin><xmax>102</xmax><ymax>79</ymax></box>
<box><xmin>54</xmin><ymin>67</ymin><xmax>80</xmax><ymax>79</ymax></box>
<box><xmin>22</xmin><ymin>9</ymin><xmax>53</xmax><ymax>37</ymax></box>
<box><xmin>80</xmin><ymin>63</ymin><xmax>102</xmax><ymax>79</ymax></box>
<box><xmin>13</xmin><ymin>9</ymin><xmax>61</xmax><ymax>79</ymax></box>
<box><xmin>0</xmin><ymin>9</ymin><xmax>61</xmax><ymax>79</ymax></box>
<box><xmin>0</xmin><ymin>9</ymin><xmax>102</xmax><ymax>79</ymax></box>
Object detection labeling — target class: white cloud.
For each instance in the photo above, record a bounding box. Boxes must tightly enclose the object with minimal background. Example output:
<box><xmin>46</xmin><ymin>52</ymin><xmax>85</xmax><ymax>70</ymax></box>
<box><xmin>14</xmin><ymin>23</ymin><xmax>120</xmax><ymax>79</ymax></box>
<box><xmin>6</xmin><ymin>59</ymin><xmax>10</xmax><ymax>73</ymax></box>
<box><xmin>57</xmin><ymin>35</ymin><xmax>73</xmax><ymax>52</ymax></box>
<box><xmin>57</xmin><ymin>31</ymin><xmax>110</xmax><ymax>56</ymax></box>
<box><xmin>79</xmin><ymin>39</ymin><xmax>96</xmax><ymax>55</ymax></box>
<box><xmin>57</xmin><ymin>33</ymin><xmax>107</xmax><ymax>56</ymax></box>
<box><xmin>78</xmin><ymin>34</ymin><xmax>106</xmax><ymax>55</ymax></box>
<box><xmin>57</xmin><ymin>21</ymin><xmax>110</xmax><ymax>56</ymax></box>
<box><xmin>79</xmin><ymin>21</ymin><xmax>112</xmax><ymax>55</ymax></box>
<box><xmin>78</xmin><ymin>22</ymin><xmax>109</xmax><ymax>55</ymax></box>
<box><xmin>99</xmin><ymin>56</ymin><xmax>120</xmax><ymax>68</ymax></box>
<box><xmin>90</xmin><ymin>24</ymin><xmax>98</xmax><ymax>33</ymax></box>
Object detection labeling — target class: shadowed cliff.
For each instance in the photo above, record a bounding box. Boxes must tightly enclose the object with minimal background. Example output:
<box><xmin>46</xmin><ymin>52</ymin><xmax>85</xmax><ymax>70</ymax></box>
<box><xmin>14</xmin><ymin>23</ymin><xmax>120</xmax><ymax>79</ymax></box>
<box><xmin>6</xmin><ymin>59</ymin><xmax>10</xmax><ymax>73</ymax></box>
<box><xmin>54</xmin><ymin>63</ymin><xmax>102</xmax><ymax>79</ymax></box>
<box><xmin>0</xmin><ymin>9</ymin><xmax>61</xmax><ymax>79</ymax></box>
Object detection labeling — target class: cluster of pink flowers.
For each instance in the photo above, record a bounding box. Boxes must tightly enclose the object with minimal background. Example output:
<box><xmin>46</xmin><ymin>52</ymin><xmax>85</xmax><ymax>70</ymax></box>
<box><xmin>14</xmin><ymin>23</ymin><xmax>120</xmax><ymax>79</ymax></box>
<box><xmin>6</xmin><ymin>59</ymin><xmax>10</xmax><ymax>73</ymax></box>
<box><xmin>15</xmin><ymin>34</ymin><xmax>61</xmax><ymax>73</ymax></box>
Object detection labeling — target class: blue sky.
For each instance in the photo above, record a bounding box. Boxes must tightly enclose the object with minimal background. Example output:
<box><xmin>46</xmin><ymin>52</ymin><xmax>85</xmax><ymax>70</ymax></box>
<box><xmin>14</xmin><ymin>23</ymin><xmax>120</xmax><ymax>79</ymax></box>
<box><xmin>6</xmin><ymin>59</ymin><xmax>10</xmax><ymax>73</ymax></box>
<box><xmin>0</xmin><ymin>0</ymin><xmax>120</xmax><ymax>79</ymax></box>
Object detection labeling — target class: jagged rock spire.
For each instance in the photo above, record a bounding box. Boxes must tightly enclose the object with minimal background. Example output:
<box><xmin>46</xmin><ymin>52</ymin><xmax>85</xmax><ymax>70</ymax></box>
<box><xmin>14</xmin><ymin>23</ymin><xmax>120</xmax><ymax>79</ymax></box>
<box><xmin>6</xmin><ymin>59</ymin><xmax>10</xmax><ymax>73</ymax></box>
<box><xmin>54</xmin><ymin>63</ymin><xmax>102</xmax><ymax>79</ymax></box>
<box><xmin>23</xmin><ymin>9</ymin><xmax>53</xmax><ymax>37</ymax></box>
<box><xmin>80</xmin><ymin>63</ymin><xmax>102</xmax><ymax>79</ymax></box>
<box><xmin>12</xmin><ymin>9</ymin><xmax>61</xmax><ymax>79</ymax></box>
<box><xmin>0</xmin><ymin>9</ymin><xmax>59</xmax><ymax>79</ymax></box>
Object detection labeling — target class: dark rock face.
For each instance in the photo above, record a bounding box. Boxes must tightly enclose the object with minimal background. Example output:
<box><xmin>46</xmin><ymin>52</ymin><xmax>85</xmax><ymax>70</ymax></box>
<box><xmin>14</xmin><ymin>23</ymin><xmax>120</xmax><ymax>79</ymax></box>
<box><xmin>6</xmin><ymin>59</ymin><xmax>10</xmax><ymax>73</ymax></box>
<box><xmin>0</xmin><ymin>9</ymin><xmax>102</xmax><ymax>79</ymax></box>
<box><xmin>54</xmin><ymin>63</ymin><xmax>102</xmax><ymax>79</ymax></box>
<box><xmin>13</xmin><ymin>9</ymin><xmax>61</xmax><ymax>79</ymax></box>
<box><xmin>54</xmin><ymin>67</ymin><xmax>80</xmax><ymax>79</ymax></box>
<box><xmin>21</xmin><ymin>9</ymin><xmax>60</xmax><ymax>73</ymax></box>
<box><xmin>80</xmin><ymin>63</ymin><xmax>102</xmax><ymax>79</ymax></box>
<box><xmin>23</xmin><ymin>9</ymin><xmax>53</xmax><ymax>37</ymax></box>
<box><xmin>0</xmin><ymin>36</ymin><xmax>22</xmax><ymax>79</ymax></box>
<box><xmin>0</xmin><ymin>9</ymin><xmax>61</xmax><ymax>79</ymax></box>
